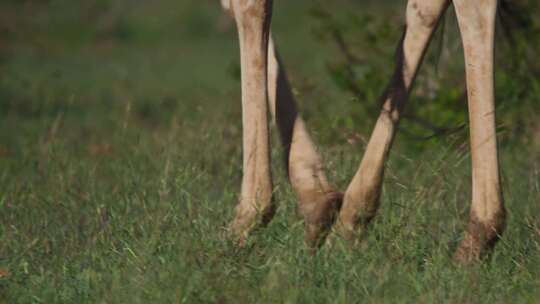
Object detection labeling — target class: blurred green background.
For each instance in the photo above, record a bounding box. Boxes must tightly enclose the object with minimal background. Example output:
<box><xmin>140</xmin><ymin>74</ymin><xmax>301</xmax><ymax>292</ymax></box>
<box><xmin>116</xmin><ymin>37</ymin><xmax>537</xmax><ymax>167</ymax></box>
<box><xmin>1</xmin><ymin>0</ymin><xmax>539</xmax><ymax>153</ymax></box>
<box><xmin>1</xmin><ymin>1</ymin><xmax>539</xmax><ymax>302</ymax></box>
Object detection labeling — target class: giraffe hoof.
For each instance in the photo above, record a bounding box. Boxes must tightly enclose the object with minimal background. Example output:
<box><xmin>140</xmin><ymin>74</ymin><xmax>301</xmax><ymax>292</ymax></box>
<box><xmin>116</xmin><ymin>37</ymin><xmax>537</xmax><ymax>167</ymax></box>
<box><xmin>228</xmin><ymin>222</ymin><xmax>249</xmax><ymax>247</ymax></box>
<box><xmin>453</xmin><ymin>212</ymin><xmax>505</xmax><ymax>265</ymax></box>
<box><xmin>228</xmin><ymin>194</ymin><xmax>277</xmax><ymax>247</ymax></box>
<box><xmin>304</xmin><ymin>191</ymin><xmax>344</xmax><ymax>251</ymax></box>
<box><xmin>453</xmin><ymin>238</ymin><xmax>482</xmax><ymax>265</ymax></box>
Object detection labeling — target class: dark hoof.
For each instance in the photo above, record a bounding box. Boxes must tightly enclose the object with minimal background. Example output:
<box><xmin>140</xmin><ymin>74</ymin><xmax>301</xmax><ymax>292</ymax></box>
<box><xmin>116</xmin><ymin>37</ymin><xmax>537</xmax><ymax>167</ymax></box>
<box><xmin>305</xmin><ymin>191</ymin><xmax>344</xmax><ymax>251</ymax></box>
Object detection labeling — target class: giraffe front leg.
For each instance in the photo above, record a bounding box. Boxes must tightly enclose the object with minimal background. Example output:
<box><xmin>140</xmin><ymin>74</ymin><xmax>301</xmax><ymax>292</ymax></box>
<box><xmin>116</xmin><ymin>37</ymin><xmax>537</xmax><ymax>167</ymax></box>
<box><xmin>453</xmin><ymin>0</ymin><xmax>506</xmax><ymax>264</ymax></box>
<box><xmin>335</xmin><ymin>0</ymin><xmax>450</xmax><ymax>242</ymax></box>
<box><xmin>229</xmin><ymin>0</ymin><xmax>275</xmax><ymax>245</ymax></box>
<box><xmin>266</xmin><ymin>36</ymin><xmax>342</xmax><ymax>249</ymax></box>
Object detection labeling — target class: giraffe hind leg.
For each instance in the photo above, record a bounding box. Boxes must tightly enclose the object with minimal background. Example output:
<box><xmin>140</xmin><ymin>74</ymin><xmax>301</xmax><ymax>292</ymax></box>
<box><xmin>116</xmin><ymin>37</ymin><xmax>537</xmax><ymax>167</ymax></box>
<box><xmin>267</xmin><ymin>35</ymin><xmax>343</xmax><ymax>250</ymax></box>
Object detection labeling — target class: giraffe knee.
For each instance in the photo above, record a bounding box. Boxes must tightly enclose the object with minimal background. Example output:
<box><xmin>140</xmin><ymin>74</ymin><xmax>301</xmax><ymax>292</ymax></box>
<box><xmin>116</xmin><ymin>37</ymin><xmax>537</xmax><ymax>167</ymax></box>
<box><xmin>232</xmin><ymin>0</ymin><xmax>271</xmax><ymax>16</ymax></box>
<box><xmin>407</xmin><ymin>0</ymin><xmax>446</xmax><ymax>30</ymax></box>
<box><xmin>230</xmin><ymin>0</ymin><xmax>273</xmax><ymax>36</ymax></box>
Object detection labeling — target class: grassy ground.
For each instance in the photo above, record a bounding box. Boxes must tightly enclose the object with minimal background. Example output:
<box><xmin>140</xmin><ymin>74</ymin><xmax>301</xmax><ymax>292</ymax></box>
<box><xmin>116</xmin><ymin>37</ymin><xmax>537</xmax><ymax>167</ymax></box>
<box><xmin>1</xmin><ymin>1</ymin><xmax>540</xmax><ymax>303</ymax></box>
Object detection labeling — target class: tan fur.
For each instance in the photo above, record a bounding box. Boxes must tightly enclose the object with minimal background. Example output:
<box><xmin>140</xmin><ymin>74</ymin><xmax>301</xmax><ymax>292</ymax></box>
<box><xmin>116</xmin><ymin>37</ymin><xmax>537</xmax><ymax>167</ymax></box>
<box><xmin>223</xmin><ymin>0</ymin><xmax>506</xmax><ymax>261</ymax></box>
<box><xmin>453</xmin><ymin>0</ymin><xmax>506</xmax><ymax>263</ymax></box>
<box><xmin>228</xmin><ymin>0</ymin><xmax>274</xmax><ymax>244</ymax></box>
<box><xmin>336</xmin><ymin>0</ymin><xmax>451</xmax><ymax>241</ymax></box>
<box><xmin>267</xmin><ymin>36</ymin><xmax>342</xmax><ymax>247</ymax></box>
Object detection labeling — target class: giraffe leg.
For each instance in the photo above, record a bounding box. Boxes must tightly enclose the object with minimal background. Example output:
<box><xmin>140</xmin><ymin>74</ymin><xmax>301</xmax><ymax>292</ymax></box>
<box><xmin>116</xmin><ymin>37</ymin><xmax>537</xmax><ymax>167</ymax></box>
<box><xmin>229</xmin><ymin>0</ymin><xmax>275</xmax><ymax>245</ymax></box>
<box><xmin>335</xmin><ymin>0</ymin><xmax>450</xmax><ymax>242</ymax></box>
<box><xmin>453</xmin><ymin>0</ymin><xmax>506</xmax><ymax>264</ymax></box>
<box><xmin>267</xmin><ymin>36</ymin><xmax>342</xmax><ymax>249</ymax></box>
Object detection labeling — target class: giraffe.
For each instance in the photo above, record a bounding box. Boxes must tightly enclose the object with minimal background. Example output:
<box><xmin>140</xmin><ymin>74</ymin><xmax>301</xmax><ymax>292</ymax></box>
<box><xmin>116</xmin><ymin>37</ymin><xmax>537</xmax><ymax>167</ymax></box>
<box><xmin>221</xmin><ymin>0</ymin><xmax>506</xmax><ymax>264</ymax></box>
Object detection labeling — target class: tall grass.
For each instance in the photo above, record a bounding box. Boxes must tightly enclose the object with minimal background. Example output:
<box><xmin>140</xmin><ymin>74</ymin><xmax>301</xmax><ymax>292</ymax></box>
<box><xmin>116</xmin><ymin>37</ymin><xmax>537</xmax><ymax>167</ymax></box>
<box><xmin>1</xmin><ymin>1</ymin><xmax>539</xmax><ymax>302</ymax></box>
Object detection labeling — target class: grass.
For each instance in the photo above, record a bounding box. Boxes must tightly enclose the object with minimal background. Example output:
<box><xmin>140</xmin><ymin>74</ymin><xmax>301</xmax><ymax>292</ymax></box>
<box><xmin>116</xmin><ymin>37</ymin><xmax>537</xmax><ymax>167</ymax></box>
<box><xmin>1</xmin><ymin>0</ymin><xmax>540</xmax><ymax>303</ymax></box>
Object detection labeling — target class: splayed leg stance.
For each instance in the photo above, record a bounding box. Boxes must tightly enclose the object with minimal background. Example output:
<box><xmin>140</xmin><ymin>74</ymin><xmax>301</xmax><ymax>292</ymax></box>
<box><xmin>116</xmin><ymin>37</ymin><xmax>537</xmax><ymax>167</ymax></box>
<box><xmin>222</xmin><ymin>0</ymin><xmax>505</xmax><ymax>262</ymax></box>
<box><xmin>224</xmin><ymin>0</ymin><xmax>342</xmax><ymax>248</ymax></box>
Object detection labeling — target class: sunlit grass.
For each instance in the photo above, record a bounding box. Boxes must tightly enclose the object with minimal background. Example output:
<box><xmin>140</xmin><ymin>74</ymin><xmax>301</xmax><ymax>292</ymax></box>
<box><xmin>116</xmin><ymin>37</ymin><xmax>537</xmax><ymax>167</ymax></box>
<box><xmin>1</xmin><ymin>1</ymin><xmax>540</xmax><ymax>302</ymax></box>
